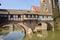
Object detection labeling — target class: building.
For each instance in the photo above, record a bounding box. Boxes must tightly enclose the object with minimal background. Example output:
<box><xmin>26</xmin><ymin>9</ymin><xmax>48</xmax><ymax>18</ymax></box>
<box><xmin>0</xmin><ymin>9</ymin><xmax>53</xmax><ymax>22</ymax></box>
<box><xmin>0</xmin><ymin>9</ymin><xmax>53</xmax><ymax>32</ymax></box>
<box><xmin>40</xmin><ymin>0</ymin><xmax>59</xmax><ymax>17</ymax></box>
<box><xmin>31</xmin><ymin>6</ymin><xmax>40</xmax><ymax>12</ymax></box>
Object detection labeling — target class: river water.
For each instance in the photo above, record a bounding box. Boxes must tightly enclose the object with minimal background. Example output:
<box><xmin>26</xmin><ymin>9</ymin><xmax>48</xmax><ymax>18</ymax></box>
<box><xmin>0</xmin><ymin>30</ymin><xmax>25</xmax><ymax>40</ymax></box>
<box><xmin>0</xmin><ymin>28</ymin><xmax>60</xmax><ymax>40</ymax></box>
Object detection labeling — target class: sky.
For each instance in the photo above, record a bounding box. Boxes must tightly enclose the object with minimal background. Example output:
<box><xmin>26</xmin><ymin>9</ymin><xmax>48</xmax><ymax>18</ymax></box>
<box><xmin>0</xmin><ymin>0</ymin><xmax>60</xmax><ymax>10</ymax></box>
<box><xmin>0</xmin><ymin>0</ymin><xmax>40</xmax><ymax>10</ymax></box>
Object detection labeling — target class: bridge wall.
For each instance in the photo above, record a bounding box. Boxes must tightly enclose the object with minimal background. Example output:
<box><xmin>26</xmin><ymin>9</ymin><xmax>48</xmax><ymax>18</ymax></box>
<box><xmin>23</xmin><ymin>20</ymin><xmax>38</xmax><ymax>30</ymax></box>
<box><xmin>48</xmin><ymin>21</ymin><xmax>54</xmax><ymax>31</ymax></box>
<box><xmin>0</xmin><ymin>20</ymin><xmax>54</xmax><ymax>34</ymax></box>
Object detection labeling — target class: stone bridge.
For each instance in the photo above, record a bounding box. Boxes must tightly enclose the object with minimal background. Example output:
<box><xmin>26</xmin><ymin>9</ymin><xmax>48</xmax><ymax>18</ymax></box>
<box><xmin>0</xmin><ymin>21</ymin><xmax>54</xmax><ymax>35</ymax></box>
<box><xmin>1</xmin><ymin>23</ymin><xmax>33</xmax><ymax>35</ymax></box>
<box><xmin>0</xmin><ymin>0</ymin><xmax>58</xmax><ymax>35</ymax></box>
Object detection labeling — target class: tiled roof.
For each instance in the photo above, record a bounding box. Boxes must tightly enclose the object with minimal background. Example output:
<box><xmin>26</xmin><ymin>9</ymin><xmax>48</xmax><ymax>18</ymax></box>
<box><xmin>31</xmin><ymin>6</ymin><xmax>40</xmax><ymax>12</ymax></box>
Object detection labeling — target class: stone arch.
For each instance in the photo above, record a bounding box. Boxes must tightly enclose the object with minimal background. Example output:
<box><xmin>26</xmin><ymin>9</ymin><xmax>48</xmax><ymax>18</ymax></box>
<box><xmin>45</xmin><ymin>22</ymin><xmax>53</xmax><ymax>30</ymax></box>
<box><xmin>0</xmin><ymin>22</ymin><xmax>9</xmax><ymax>28</ymax></box>
<box><xmin>34</xmin><ymin>22</ymin><xmax>47</xmax><ymax>32</ymax></box>
<box><xmin>1</xmin><ymin>22</ymin><xmax>32</xmax><ymax>35</ymax></box>
<box><xmin>36</xmin><ymin>21</ymin><xmax>53</xmax><ymax>31</ymax></box>
<box><xmin>1</xmin><ymin>23</ymin><xmax>15</xmax><ymax>31</ymax></box>
<box><xmin>17</xmin><ymin>23</ymin><xmax>33</xmax><ymax>34</ymax></box>
<box><xmin>16</xmin><ymin>23</ymin><xmax>27</xmax><ymax>34</ymax></box>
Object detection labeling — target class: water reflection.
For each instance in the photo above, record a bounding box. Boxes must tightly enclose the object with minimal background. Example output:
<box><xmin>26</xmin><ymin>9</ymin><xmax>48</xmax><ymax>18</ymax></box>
<box><xmin>0</xmin><ymin>29</ymin><xmax>25</xmax><ymax>40</ymax></box>
<box><xmin>24</xmin><ymin>30</ymin><xmax>48</xmax><ymax>40</ymax></box>
<box><xmin>0</xmin><ymin>25</ymin><xmax>60</xmax><ymax>40</ymax></box>
<box><xmin>51</xmin><ymin>32</ymin><xmax>55</xmax><ymax>40</ymax></box>
<box><xmin>36</xmin><ymin>30</ymin><xmax>48</xmax><ymax>40</ymax></box>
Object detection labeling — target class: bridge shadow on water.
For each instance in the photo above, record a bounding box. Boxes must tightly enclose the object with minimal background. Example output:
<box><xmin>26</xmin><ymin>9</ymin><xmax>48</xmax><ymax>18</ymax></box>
<box><xmin>46</xmin><ymin>22</ymin><xmax>53</xmax><ymax>31</ymax></box>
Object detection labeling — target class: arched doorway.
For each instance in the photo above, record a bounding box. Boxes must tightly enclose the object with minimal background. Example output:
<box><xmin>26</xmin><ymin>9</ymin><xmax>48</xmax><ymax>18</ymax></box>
<box><xmin>34</xmin><ymin>22</ymin><xmax>47</xmax><ymax>32</ymax></box>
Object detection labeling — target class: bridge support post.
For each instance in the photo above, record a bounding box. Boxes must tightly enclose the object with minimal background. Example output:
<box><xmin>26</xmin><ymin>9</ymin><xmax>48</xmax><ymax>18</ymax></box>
<box><xmin>52</xmin><ymin>26</ymin><xmax>54</xmax><ymax>32</ymax></box>
<box><xmin>51</xmin><ymin>21</ymin><xmax>54</xmax><ymax>32</ymax></box>
<box><xmin>18</xmin><ymin>23</ymin><xmax>33</xmax><ymax>37</ymax></box>
<box><xmin>26</xmin><ymin>28</ymin><xmax>33</xmax><ymax>38</ymax></box>
<box><xmin>49</xmin><ymin>21</ymin><xmax>54</xmax><ymax>32</ymax></box>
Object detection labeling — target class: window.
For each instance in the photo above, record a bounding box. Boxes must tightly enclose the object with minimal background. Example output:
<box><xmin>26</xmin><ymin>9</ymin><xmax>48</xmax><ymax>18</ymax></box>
<box><xmin>10</xmin><ymin>15</ymin><xmax>13</xmax><ymax>18</ymax></box>
<box><xmin>48</xmin><ymin>16</ymin><xmax>51</xmax><ymax>18</ymax></box>
<box><xmin>13</xmin><ymin>15</ymin><xmax>15</xmax><ymax>18</ymax></box>
<box><xmin>4</xmin><ymin>15</ymin><xmax>7</xmax><ymax>17</ymax></box>
<box><xmin>0</xmin><ymin>15</ymin><xmax>3</xmax><ymax>17</ymax></box>
<box><xmin>30</xmin><ymin>15</ymin><xmax>32</xmax><ymax>18</ymax></box>
<box><xmin>42</xmin><ymin>16</ymin><xmax>44</xmax><ymax>18</ymax></box>
<box><xmin>47</xmin><ymin>16</ymin><xmax>48</xmax><ymax>18</ymax></box>
<box><xmin>26</xmin><ymin>14</ymin><xmax>32</xmax><ymax>18</ymax></box>
<box><xmin>36</xmin><ymin>15</ymin><xmax>38</xmax><ymax>18</ymax></box>
<box><xmin>43</xmin><ymin>0</ymin><xmax>45</xmax><ymax>2</ymax></box>
<box><xmin>39</xmin><ymin>16</ymin><xmax>42</xmax><ymax>18</ymax></box>
<box><xmin>41</xmin><ymin>0</ymin><xmax>45</xmax><ymax>3</ymax></box>
<box><xmin>15</xmin><ymin>15</ymin><xmax>18</xmax><ymax>18</ymax></box>
<box><xmin>32</xmin><ymin>15</ymin><xmax>36</xmax><ymax>18</ymax></box>
<box><xmin>26</xmin><ymin>14</ymin><xmax>28</xmax><ymax>18</ymax></box>
<box><xmin>28</xmin><ymin>15</ymin><xmax>30</xmax><ymax>18</ymax></box>
<box><xmin>18</xmin><ymin>15</ymin><xmax>21</xmax><ymax>18</ymax></box>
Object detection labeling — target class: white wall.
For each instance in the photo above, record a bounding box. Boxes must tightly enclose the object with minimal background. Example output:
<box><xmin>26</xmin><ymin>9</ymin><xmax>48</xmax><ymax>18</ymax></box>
<box><xmin>38</xmin><ymin>16</ymin><xmax>53</xmax><ymax>20</ymax></box>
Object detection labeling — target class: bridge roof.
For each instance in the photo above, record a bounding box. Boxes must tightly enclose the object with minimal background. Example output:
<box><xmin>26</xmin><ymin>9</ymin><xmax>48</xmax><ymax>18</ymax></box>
<box><xmin>0</xmin><ymin>9</ymin><xmax>8</xmax><ymax>14</ymax></box>
<box><xmin>8</xmin><ymin>10</ymin><xmax>39</xmax><ymax>15</ymax></box>
<box><xmin>0</xmin><ymin>9</ymin><xmax>53</xmax><ymax>16</ymax></box>
<box><xmin>39</xmin><ymin>13</ymin><xmax>53</xmax><ymax>16</ymax></box>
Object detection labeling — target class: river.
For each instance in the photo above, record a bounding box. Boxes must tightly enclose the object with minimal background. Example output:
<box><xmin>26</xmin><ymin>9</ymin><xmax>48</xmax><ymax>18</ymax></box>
<box><xmin>0</xmin><ymin>30</ymin><xmax>25</xmax><ymax>40</ymax></box>
<box><xmin>0</xmin><ymin>28</ymin><xmax>60</xmax><ymax>40</ymax></box>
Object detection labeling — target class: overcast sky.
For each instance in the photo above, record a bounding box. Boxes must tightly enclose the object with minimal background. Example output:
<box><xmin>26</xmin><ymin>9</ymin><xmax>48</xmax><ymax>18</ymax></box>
<box><xmin>0</xmin><ymin>0</ymin><xmax>40</xmax><ymax>10</ymax></box>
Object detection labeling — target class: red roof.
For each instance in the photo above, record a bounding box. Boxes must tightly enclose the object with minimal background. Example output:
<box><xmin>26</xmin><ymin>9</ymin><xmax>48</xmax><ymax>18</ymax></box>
<box><xmin>31</xmin><ymin>6</ymin><xmax>40</xmax><ymax>12</ymax></box>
